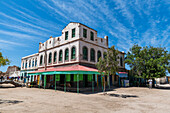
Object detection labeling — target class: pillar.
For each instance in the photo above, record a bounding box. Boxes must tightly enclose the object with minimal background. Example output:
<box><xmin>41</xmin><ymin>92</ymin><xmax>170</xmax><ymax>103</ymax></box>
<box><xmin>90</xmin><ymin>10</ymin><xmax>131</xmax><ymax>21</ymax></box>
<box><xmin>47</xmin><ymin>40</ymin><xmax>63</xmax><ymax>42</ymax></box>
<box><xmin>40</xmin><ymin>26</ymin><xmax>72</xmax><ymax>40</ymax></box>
<box><xmin>92</xmin><ymin>75</ymin><xmax>95</xmax><ymax>93</ymax></box>
<box><xmin>55</xmin><ymin>74</ymin><xmax>56</xmax><ymax>91</ymax></box>
<box><xmin>44</xmin><ymin>75</ymin><xmax>46</xmax><ymax>89</ymax></box>
<box><xmin>96</xmin><ymin>74</ymin><xmax>98</xmax><ymax>87</ymax></box>
<box><xmin>77</xmin><ymin>74</ymin><xmax>79</xmax><ymax>94</ymax></box>
<box><xmin>101</xmin><ymin>75</ymin><xmax>103</xmax><ymax>92</ymax></box>
<box><xmin>39</xmin><ymin>75</ymin><xmax>41</xmax><ymax>88</ymax></box>
<box><xmin>31</xmin><ymin>75</ymin><xmax>33</xmax><ymax>88</ymax></box>
<box><xmin>33</xmin><ymin>75</ymin><xmax>34</xmax><ymax>81</ymax></box>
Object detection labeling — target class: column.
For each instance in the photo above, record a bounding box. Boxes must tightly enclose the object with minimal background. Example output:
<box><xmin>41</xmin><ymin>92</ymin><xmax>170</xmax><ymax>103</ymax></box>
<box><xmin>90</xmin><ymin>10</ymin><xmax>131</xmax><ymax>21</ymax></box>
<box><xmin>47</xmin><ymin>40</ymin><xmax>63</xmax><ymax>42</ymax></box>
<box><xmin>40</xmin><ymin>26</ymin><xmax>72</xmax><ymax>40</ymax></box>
<box><xmin>44</xmin><ymin>75</ymin><xmax>46</xmax><ymax>89</ymax></box>
<box><xmin>101</xmin><ymin>75</ymin><xmax>103</xmax><ymax>92</ymax></box>
<box><xmin>92</xmin><ymin>75</ymin><xmax>94</xmax><ymax>93</ymax></box>
<box><xmin>33</xmin><ymin>75</ymin><xmax>34</xmax><ymax>81</ymax></box>
<box><xmin>39</xmin><ymin>75</ymin><xmax>41</xmax><ymax>88</ymax></box>
<box><xmin>77</xmin><ymin>74</ymin><xmax>79</xmax><ymax>94</ymax></box>
<box><xmin>96</xmin><ymin>74</ymin><xmax>98</xmax><ymax>87</ymax></box>
<box><xmin>31</xmin><ymin>75</ymin><xmax>33</xmax><ymax>88</ymax></box>
<box><xmin>55</xmin><ymin>74</ymin><xmax>56</xmax><ymax>91</ymax></box>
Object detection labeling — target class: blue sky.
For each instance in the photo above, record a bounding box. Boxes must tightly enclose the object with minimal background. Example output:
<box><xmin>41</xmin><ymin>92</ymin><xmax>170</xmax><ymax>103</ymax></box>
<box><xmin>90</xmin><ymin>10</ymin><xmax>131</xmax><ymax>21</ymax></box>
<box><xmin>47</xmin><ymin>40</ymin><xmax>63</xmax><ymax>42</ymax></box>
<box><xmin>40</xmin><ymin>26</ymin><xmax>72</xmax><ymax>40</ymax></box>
<box><xmin>0</xmin><ymin>0</ymin><xmax>169</xmax><ymax>74</ymax></box>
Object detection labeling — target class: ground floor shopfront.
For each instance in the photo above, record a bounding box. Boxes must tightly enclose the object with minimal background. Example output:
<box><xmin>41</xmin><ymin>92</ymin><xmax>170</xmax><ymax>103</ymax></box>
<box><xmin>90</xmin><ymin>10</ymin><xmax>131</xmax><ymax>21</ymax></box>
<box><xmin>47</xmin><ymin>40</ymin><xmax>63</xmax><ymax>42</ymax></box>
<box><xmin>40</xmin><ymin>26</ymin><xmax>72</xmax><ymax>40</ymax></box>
<box><xmin>27</xmin><ymin>65</ymin><xmax>128</xmax><ymax>93</ymax></box>
<box><xmin>28</xmin><ymin>73</ymin><xmax>111</xmax><ymax>93</ymax></box>
<box><xmin>20</xmin><ymin>70</ymin><xmax>36</xmax><ymax>83</ymax></box>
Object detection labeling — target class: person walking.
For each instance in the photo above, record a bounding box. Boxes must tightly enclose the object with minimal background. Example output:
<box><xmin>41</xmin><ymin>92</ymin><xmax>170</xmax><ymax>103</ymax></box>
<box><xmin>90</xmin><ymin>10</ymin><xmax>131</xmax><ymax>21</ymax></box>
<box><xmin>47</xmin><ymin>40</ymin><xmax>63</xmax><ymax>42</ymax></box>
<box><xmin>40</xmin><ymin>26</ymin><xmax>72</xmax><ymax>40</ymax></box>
<box><xmin>148</xmin><ymin>78</ymin><xmax>153</xmax><ymax>89</ymax></box>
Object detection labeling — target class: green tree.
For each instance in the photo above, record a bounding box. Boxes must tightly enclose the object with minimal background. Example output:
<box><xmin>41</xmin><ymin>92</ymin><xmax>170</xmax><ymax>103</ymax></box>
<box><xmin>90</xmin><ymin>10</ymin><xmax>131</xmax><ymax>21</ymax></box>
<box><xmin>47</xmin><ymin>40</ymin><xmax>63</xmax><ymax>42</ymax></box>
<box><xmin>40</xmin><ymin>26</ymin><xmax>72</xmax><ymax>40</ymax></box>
<box><xmin>96</xmin><ymin>46</ymin><xmax>119</xmax><ymax>91</ymax></box>
<box><xmin>0</xmin><ymin>52</ymin><xmax>10</xmax><ymax>67</ymax></box>
<box><xmin>125</xmin><ymin>44</ymin><xmax>170</xmax><ymax>80</ymax></box>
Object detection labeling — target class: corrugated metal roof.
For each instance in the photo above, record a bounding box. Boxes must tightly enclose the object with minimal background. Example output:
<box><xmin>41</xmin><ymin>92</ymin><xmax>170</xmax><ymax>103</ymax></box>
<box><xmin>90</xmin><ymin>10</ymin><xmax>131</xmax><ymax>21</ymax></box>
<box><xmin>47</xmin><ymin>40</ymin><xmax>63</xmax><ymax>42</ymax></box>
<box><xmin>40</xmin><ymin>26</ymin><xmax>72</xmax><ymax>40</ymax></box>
<box><xmin>30</xmin><ymin>65</ymin><xmax>98</xmax><ymax>73</ymax></box>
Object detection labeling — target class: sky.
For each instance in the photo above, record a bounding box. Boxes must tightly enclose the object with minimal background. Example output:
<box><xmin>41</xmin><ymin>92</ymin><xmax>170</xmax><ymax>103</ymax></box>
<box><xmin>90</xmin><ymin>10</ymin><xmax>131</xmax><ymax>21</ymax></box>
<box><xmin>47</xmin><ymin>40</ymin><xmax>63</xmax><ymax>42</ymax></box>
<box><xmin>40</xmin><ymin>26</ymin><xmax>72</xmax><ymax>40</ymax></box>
<box><xmin>0</xmin><ymin>0</ymin><xmax>169</xmax><ymax>73</ymax></box>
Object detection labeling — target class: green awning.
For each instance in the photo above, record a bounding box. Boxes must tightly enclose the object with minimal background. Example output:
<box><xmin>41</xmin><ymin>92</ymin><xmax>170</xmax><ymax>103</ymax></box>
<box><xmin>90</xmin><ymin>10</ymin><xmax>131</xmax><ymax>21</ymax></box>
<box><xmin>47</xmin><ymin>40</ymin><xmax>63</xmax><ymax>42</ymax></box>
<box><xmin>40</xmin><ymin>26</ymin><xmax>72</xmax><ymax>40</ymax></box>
<box><xmin>28</xmin><ymin>71</ymin><xmax>102</xmax><ymax>75</ymax></box>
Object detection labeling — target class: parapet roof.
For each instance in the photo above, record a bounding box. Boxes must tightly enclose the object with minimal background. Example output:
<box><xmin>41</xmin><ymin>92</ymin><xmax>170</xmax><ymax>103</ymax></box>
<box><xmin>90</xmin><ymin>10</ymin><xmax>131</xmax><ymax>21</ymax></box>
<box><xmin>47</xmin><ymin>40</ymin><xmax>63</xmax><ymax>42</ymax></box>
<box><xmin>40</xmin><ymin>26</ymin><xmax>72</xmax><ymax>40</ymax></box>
<box><xmin>64</xmin><ymin>22</ymin><xmax>97</xmax><ymax>32</ymax></box>
<box><xmin>22</xmin><ymin>53</ymin><xmax>39</xmax><ymax>59</ymax></box>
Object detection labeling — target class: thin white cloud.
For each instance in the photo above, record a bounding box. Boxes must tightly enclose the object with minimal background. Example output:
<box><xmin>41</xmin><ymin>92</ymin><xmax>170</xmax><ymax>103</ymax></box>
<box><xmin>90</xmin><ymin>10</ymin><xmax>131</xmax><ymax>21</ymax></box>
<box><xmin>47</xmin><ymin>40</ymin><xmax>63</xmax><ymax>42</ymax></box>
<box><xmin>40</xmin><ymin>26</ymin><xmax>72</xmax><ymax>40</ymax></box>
<box><xmin>0</xmin><ymin>43</ymin><xmax>13</xmax><ymax>50</ymax></box>
<box><xmin>0</xmin><ymin>30</ymin><xmax>40</xmax><ymax>40</ymax></box>
<box><xmin>2</xmin><ymin>2</ymin><xmax>60</xmax><ymax>32</ymax></box>
<box><xmin>0</xmin><ymin>0</ymin><xmax>168</xmax><ymax>53</ymax></box>
<box><xmin>114</xmin><ymin>0</ymin><xmax>134</xmax><ymax>27</ymax></box>
<box><xmin>0</xmin><ymin>39</ymin><xmax>26</xmax><ymax>47</ymax></box>
<box><xmin>0</xmin><ymin>12</ymin><xmax>52</xmax><ymax>33</ymax></box>
<box><xmin>0</xmin><ymin>22</ymin><xmax>49</xmax><ymax>37</ymax></box>
<box><xmin>38</xmin><ymin>1</ymin><xmax>69</xmax><ymax>22</ymax></box>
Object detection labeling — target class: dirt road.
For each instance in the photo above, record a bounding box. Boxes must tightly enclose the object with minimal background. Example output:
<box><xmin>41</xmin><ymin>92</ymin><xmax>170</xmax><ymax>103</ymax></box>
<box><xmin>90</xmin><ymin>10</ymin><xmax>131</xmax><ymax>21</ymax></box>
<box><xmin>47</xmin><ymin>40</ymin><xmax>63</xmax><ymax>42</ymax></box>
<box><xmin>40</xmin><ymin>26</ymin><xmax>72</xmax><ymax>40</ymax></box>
<box><xmin>0</xmin><ymin>86</ymin><xmax>170</xmax><ymax>113</ymax></box>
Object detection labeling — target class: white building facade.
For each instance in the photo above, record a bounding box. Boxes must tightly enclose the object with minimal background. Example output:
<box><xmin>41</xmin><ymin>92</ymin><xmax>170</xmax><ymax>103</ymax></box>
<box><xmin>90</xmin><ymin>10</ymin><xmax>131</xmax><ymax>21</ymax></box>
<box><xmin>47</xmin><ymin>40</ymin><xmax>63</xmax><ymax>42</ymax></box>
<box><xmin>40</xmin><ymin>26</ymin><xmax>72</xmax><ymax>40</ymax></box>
<box><xmin>21</xmin><ymin>22</ymin><xmax>126</xmax><ymax>88</ymax></box>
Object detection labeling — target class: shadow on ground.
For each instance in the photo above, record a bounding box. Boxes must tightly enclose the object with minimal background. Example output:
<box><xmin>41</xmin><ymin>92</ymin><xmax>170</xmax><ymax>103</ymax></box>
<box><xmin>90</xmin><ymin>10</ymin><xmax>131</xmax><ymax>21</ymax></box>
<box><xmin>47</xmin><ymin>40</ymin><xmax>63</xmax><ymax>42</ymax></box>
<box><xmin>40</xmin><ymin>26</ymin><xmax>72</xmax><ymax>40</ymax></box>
<box><xmin>155</xmin><ymin>85</ymin><xmax>170</xmax><ymax>90</ymax></box>
<box><xmin>33</xmin><ymin>86</ymin><xmax>117</xmax><ymax>95</ymax></box>
<box><xmin>0</xmin><ymin>86</ymin><xmax>16</xmax><ymax>88</ymax></box>
<box><xmin>101</xmin><ymin>93</ymin><xmax>139</xmax><ymax>98</ymax></box>
<box><xmin>0</xmin><ymin>99</ymin><xmax>23</xmax><ymax>104</ymax></box>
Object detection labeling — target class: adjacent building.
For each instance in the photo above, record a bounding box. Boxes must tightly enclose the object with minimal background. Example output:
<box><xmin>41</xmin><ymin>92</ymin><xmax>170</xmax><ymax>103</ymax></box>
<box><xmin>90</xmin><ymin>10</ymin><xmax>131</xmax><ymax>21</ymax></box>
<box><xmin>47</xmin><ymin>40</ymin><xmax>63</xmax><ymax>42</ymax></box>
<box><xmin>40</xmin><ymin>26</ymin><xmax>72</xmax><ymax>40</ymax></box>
<box><xmin>6</xmin><ymin>65</ymin><xmax>20</xmax><ymax>77</ymax></box>
<box><xmin>21</xmin><ymin>22</ymin><xmax>127</xmax><ymax>92</ymax></box>
<box><xmin>21</xmin><ymin>53</ymin><xmax>38</xmax><ymax>82</ymax></box>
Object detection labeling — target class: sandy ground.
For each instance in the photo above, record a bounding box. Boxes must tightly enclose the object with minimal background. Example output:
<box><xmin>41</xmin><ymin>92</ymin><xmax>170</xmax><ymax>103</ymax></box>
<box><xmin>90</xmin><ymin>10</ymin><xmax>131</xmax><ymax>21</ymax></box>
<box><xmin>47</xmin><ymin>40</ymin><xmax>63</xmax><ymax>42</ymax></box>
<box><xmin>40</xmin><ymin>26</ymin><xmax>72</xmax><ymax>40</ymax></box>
<box><xmin>0</xmin><ymin>85</ymin><xmax>170</xmax><ymax>113</ymax></box>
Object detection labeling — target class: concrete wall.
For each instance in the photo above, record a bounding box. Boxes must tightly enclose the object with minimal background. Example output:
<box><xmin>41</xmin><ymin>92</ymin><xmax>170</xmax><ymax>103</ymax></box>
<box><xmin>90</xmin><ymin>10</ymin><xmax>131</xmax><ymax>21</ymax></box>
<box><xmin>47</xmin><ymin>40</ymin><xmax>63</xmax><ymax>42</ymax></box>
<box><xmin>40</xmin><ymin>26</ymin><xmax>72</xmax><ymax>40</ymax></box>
<box><xmin>21</xmin><ymin>22</ymin><xmax>125</xmax><ymax>71</ymax></box>
<box><xmin>21</xmin><ymin>53</ymin><xmax>39</xmax><ymax>70</ymax></box>
<box><xmin>38</xmin><ymin>41</ymin><xmax>79</xmax><ymax>68</ymax></box>
<box><xmin>79</xmin><ymin>40</ymin><xmax>107</xmax><ymax>65</ymax></box>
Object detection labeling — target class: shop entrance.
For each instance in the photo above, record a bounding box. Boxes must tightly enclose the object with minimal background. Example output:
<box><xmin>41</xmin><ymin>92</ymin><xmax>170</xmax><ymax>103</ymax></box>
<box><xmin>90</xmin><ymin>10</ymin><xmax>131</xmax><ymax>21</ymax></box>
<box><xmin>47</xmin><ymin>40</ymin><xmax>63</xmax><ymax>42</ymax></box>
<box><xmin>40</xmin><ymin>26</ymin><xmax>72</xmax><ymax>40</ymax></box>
<box><xmin>60</xmin><ymin>74</ymin><xmax>65</xmax><ymax>85</ymax></box>
<box><xmin>70</xmin><ymin>74</ymin><xmax>74</xmax><ymax>87</ymax></box>
<box><xmin>83</xmin><ymin>74</ymin><xmax>88</xmax><ymax>87</ymax></box>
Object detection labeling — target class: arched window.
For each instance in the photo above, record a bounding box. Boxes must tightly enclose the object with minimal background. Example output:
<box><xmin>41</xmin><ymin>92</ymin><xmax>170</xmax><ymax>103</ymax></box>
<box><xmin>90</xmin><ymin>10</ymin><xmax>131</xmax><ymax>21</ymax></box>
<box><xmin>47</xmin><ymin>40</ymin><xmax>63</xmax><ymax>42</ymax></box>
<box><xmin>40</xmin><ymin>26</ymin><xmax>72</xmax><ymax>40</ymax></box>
<box><xmin>35</xmin><ymin>59</ymin><xmax>37</xmax><ymax>67</ymax></box>
<box><xmin>120</xmin><ymin>57</ymin><xmax>123</xmax><ymax>66</ymax></box>
<box><xmin>40</xmin><ymin>55</ymin><xmax>43</xmax><ymax>65</ymax></box>
<box><xmin>83</xmin><ymin>46</ymin><xmax>88</xmax><ymax>60</ymax></box>
<box><xmin>29</xmin><ymin>60</ymin><xmax>31</xmax><ymax>67</ymax></box>
<box><xmin>22</xmin><ymin>62</ymin><xmax>24</xmax><ymax>69</ymax></box>
<box><xmin>90</xmin><ymin>48</ymin><xmax>95</xmax><ymax>62</ymax></box>
<box><xmin>32</xmin><ymin>59</ymin><xmax>34</xmax><ymax>67</ymax></box>
<box><xmin>71</xmin><ymin>47</ymin><xmax>76</xmax><ymax>59</ymax></box>
<box><xmin>48</xmin><ymin>52</ymin><xmax>52</xmax><ymax>63</ymax></box>
<box><xmin>59</xmin><ymin>50</ymin><xmax>63</xmax><ymax>61</ymax></box>
<box><xmin>25</xmin><ymin>61</ymin><xmax>27</xmax><ymax>68</ymax></box>
<box><xmin>65</xmin><ymin>48</ymin><xmax>69</xmax><ymax>61</ymax></box>
<box><xmin>53</xmin><ymin>51</ymin><xmax>57</xmax><ymax>62</ymax></box>
<box><xmin>97</xmin><ymin>51</ymin><xmax>101</xmax><ymax>62</ymax></box>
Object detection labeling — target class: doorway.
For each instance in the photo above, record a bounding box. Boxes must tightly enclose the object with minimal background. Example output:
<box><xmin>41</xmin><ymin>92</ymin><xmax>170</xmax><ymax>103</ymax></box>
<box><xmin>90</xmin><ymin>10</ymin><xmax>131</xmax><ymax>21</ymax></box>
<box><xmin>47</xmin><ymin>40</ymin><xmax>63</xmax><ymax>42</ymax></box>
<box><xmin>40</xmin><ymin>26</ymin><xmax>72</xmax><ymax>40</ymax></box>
<box><xmin>83</xmin><ymin>74</ymin><xmax>88</xmax><ymax>87</ymax></box>
<box><xmin>60</xmin><ymin>74</ymin><xmax>65</xmax><ymax>85</ymax></box>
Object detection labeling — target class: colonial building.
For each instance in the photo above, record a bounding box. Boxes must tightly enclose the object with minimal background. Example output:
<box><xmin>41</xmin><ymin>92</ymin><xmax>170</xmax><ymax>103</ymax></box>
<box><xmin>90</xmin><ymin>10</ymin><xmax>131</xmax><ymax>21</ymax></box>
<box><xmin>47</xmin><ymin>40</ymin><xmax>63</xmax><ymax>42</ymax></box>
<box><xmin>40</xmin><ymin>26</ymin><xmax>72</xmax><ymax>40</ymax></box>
<box><xmin>21</xmin><ymin>22</ymin><xmax>126</xmax><ymax>92</ymax></box>
<box><xmin>21</xmin><ymin>53</ymin><xmax>38</xmax><ymax>82</ymax></box>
